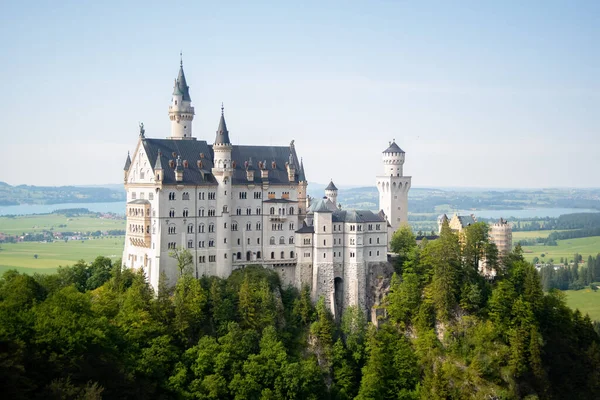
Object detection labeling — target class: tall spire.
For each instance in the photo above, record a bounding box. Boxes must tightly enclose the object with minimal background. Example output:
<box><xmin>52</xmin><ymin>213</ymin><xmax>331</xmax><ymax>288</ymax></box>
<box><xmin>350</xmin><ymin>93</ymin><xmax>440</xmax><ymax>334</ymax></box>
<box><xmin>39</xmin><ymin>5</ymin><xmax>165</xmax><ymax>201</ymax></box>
<box><xmin>175</xmin><ymin>54</ymin><xmax>191</xmax><ymax>102</ymax></box>
<box><xmin>123</xmin><ymin>152</ymin><xmax>131</xmax><ymax>170</ymax></box>
<box><xmin>214</xmin><ymin>103</ymin><xmax>231</xmax><ymax>145</ymax></box>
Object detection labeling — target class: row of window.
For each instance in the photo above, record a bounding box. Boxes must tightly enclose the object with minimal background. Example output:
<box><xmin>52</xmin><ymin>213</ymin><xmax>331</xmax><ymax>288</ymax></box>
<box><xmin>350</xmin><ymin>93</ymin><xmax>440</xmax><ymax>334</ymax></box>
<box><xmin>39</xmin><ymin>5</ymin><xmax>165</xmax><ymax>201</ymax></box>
<box><xmin>131</xmin><ymin>192</ymin><xmax>154</xmax><ymax>201</ymax></box>
<box><xmin>129</xmin><ymin>224</ymin><xmax>149</xmax><ymax>234</ymax></box>
<box><xmin>269</xmin><ymin>207</ymin><xmax>294</xmax><ymax>215</ymax></box>
<box><xmin>331</xmin><ymin>223</ymin><xmax>382</xmax><ymax>232</ymax></box>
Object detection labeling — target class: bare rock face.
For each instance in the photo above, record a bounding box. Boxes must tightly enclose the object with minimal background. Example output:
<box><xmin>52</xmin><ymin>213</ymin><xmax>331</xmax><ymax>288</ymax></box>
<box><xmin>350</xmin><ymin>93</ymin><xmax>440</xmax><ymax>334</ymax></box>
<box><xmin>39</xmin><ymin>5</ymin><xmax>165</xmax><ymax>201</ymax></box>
<box><xmin>365</xmin><ymin>261</ymin><xmax>396</xmax><ymax>323</ymax></box>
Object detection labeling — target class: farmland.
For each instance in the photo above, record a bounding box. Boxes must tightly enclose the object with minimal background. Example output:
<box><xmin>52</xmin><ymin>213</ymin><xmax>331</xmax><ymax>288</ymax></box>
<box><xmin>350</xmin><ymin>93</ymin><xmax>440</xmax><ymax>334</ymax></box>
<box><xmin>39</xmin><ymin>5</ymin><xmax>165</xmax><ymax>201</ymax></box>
<box><xmin>520</xmin><ymin>236</ymin><xmax>600</xmax><ymax>263</ymax></box>
<box><xmin>0</xmin><ymin>238</ymin><xmax>124</xmax><ymax>275</ymax></box>
<box><xmin>0</xmin><ymin>213</ymin><xmax>124</xmax><ymax>235</ymax></box>
<box><xmin>564</xmin><ymin>288</ymin><xmax>600</xmax><ymax>322</ymax></box>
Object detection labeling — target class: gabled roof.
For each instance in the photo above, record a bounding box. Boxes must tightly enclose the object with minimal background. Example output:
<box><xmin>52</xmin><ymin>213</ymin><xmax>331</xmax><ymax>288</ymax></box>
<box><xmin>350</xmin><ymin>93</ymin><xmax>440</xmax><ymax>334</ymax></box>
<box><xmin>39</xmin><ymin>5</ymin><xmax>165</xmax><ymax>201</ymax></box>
<box><xmin>298</xmin><ymin>158</ymin><xmax>306</xmax><ymax>182</ymax></box>
<box><xmin>296</xmin><ymin>221</ymin><xmax>314</xmax><ymax>234</ymax></box>
<box><xmin>141</xmin><ymin>138</ymin><xmax>303</xmax><ymax>186</ymax></box>
<box><xmin>308</xmin><ymin>198</ymin><xmax>334</xmax><ymax>213</ymax></box>
<box><xmin>325</xmin><ymin>180</ymin><xmax>338</xmax><ymax>191</ymax></box>
<box><xmin>455</xmin><ymin>214</ymin><xmax>476</xmax><ymax>228</ymax></box>
<box><xmin>332</xmin><ymin>210</ymin><xmax>386</xmax><ymax>223</ymax></box>
<box><xmin>383</xmin><ymin>141</ymin><xmax>404</xmax><ymax>154</ymax></box>
<box><xmin>123</xmin><ymin>152</ymin><xmax>131</xmax><ymax>170</ymax></box>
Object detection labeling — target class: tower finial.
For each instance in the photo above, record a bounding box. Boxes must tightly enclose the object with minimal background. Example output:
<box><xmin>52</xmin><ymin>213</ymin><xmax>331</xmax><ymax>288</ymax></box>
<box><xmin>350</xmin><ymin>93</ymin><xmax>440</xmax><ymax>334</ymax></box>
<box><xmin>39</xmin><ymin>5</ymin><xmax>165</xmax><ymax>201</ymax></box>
<box><xmin>180</xmin><ymin>51</ymin><xmax>183</xmax><ymax>67</ymax></box>
<box><xmin>221</xmin><ymin>102</ymin><xmax>224</xmax><ymax>115</ymax></box>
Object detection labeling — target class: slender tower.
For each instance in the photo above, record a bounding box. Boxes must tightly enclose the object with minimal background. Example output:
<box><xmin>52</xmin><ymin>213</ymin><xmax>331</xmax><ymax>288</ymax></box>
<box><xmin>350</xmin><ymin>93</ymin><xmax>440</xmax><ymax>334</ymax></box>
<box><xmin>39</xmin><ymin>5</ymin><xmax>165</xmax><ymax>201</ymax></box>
<box><xmin>168</xmin><ymin>54</ymin><xmax>195</xmax><ymax>139</ymax></box>
<box><xmin>212</xmin><ymin>104</ymin><xmax>233</xmax><ymax>277</ymax></box>
<box><xmin>376</xmin><ymin>140</ymin><xmax>411</xmax><ymax>236</ymax></box>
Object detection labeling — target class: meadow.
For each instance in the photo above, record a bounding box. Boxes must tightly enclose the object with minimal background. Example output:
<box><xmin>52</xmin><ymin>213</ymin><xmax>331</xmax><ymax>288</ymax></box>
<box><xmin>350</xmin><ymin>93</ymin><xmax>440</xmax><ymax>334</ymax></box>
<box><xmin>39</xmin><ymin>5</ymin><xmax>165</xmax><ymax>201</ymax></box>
<box><xmin>0</xmin><ymin>238</ymin><xmax>124</xmax><ymax>275</ymax></box>
<box><xmin>564</xmin><ymin>288</ymin><xmax>600</xmax><ymax>321</ymax></box>
<box><xmin>0</xmin><ymin>213</ymin><xmax>125</xmax><ymax>235</ymax></box>
<box><xmin>520</xmin><ymin>235</ymin><xmax>600</xmax><ymax>263</ymax></box>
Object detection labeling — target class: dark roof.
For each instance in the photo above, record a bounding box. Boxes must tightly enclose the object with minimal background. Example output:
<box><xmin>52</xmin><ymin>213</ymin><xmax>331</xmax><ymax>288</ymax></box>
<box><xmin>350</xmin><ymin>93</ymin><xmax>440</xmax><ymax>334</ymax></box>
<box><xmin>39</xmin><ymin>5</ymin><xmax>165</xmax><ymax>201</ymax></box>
<box><xmin>325</xmin><ymin>180</ymin><xmax>338</xmax><ymax>191</ymax></box>
<box><xmin>214</xmin><ymin>108</ymin><xmax>231</xmax><ymax>145</ymax></box>
<box><xmin>263</xmin><ymin>198</ymin><xmax>297</xmax><ymax>203</ymax></box>
<box><xmin>127</xmin><ymin>199</ymin><xmax>150</xmax><ymax>205</ymax></box>
<box><xmin>124</xmin><ymin>153</ymin><xmax>131</xmax><ymax>170</ymax></box>
<box><xmin>382</xmin><ymin>141</ymin><xmax>404</xmax><ymax>154</ymax></box>
<box><xmin>308</xmin><ymin>198</ymin><xmax>334</xmax><ymax>213</ymax></box>
<box><xmin>296</xmin><ymin>222</ymin><xmax>314</xmax><ymax>234</ymax></box>
<box><xmin>142</xmin><ymin>138</ymin><xmax>303</xmax><ymax>186</ymax></box>
<box><xmin>332</xmin><ymin>210</ymin><xmax>386</xmax><ymax>223</ymax></box>
<box><xmin>298</xmin><ymin>158</ymin><xmax>306</xmax><ymax>182</ymax></box>
<box><xmin>142</xmin><ymin>139</ymin><xmax>217</xmax><ymax>185</ymax></box>
<box><xmin>176</xmin><ymin>64</ymin><xmax>191</xmax><ymax>102</ymax></box>
<box><xmin>456</xmin><ymin>215</ymin><xmax>476</xmax><ymax>228</ymax></box>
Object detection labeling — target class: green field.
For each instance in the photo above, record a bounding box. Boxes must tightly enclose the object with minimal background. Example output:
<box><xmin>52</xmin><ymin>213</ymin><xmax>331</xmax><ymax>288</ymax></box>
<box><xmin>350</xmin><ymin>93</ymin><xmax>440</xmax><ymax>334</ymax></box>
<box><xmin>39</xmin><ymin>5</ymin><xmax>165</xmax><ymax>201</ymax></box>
<box><xmin>512</xmin><ymin>230</ymin><xmax>567</xmax><ymax>240</ymax></box>
<box><xmin>0</xmin><ymin>238</ymin><xmax>124</xmax><ymax>275</ymax></box>
<box><xmin>0</xmin><ymin>214</ymin><xmax>125</xmax><ymax>235</ymax></box>
<box><xmin>521</xmin><ymin>236</ymin><xmax>600</xmax><ymax>263</ymax></box>
<box><xmin>564</xmin><ymin>289</ymin><xmax>600</xmax><ymax>321</ymax></box>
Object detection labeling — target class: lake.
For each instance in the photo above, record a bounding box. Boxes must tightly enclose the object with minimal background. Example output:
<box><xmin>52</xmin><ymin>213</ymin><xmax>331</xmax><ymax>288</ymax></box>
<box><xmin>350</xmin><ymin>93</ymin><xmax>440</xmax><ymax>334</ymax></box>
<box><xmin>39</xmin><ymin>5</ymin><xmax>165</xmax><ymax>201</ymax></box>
<box><xmin>457</xmin><ymin>208</ymin><xmax>599</xmax><ymax>219</ymax></box>
<box><xmin>0</xmin><ymin>201</ymin><xmax>126</xmax><ymax>216</ymax></box>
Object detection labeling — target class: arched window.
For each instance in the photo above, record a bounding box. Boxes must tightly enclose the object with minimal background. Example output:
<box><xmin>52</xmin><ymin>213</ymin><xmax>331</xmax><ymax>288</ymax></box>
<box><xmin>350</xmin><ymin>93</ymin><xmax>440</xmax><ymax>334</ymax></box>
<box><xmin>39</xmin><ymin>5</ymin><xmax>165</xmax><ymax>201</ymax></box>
<box><xmin>246</xmin><ymin>251</ymin><xmax>251</xmax><ymax>261</ymax></box>
<box><xmin>280</xmin><ymin>251</ymin><xmax>285</xmax><ymax>259</ymax></box>
<box><xmin>199</xmin><ymin>224</ymin><xmax>205</xmax><ymax>233</ymax></box>
<box><xmin>271</xmin><ymin>252</ymin><xmax>275</xmax><ymax>259</ymax></box>
<box><xmin>289</xmin><ymin>236</ymin><xmax>294</xmax><ymax>244</ymax></box>
<box><xmin>290</xmin><ymin>251</ymin><xmax>294</xmax><ymax>258</ymax></box>
<box><xmin>270</xmin><ymin>207</ymin><xmax>275</xmax><ymax>215</ymax></box>
<box><xmin>270</xmin><ymin>236</ymin><xmax>275</xmax><ymax>245</ymax></box>
<box><xmin>279</xmin><ymin>236</ymin><xmax>285</xmax><ymax>244</ymax></box>
<box><xmin>237</xmin><ymin>252</ymin><xmax>241</xmax><ymax>260</ymax></box>
<box><xmin>257</xmin><ymin>251</ymin><xmax>262</xmax><ymax>259</ymax></box>
<box><xmin>289</xmin><ymin>207</ymin><xmax>294</xmax><ymax>215</ymax></box>
<box><xmin>187</xmin><ymin>224</ymin><xmax>194</xmax><ymax>233</ymax></box>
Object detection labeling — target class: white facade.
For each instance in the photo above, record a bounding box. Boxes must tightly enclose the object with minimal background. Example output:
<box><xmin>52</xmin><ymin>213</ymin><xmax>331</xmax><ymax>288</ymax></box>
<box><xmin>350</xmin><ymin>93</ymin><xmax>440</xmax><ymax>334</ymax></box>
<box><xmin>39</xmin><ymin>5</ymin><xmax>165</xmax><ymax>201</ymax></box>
<box><xmin>376</xmin><ymin>140</ymin><xmax>411</xmax><ymax>236</ymax></box>
<box><xmin>122</xmin><ymin>60</ymin><xmax>410</xmax><ymax>317</ymax></box>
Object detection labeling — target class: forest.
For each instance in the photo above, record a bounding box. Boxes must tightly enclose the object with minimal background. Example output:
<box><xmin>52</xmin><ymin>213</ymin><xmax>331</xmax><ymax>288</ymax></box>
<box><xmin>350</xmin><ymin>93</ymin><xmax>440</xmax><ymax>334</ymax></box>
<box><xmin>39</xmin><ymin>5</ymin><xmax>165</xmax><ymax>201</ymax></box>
<box><xmin>1</xmin><ymin>221</ymin><xmax>599</xmax><ymax>399</ymax></box>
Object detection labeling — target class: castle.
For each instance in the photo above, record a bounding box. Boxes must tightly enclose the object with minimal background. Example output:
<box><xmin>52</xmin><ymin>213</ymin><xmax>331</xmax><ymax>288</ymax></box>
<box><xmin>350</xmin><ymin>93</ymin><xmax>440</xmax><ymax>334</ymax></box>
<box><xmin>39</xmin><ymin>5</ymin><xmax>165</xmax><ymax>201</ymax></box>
<box><xmin>122</xmin><ymin>60</ymin><xmax>411</xmax><ymax>316</ymax></box>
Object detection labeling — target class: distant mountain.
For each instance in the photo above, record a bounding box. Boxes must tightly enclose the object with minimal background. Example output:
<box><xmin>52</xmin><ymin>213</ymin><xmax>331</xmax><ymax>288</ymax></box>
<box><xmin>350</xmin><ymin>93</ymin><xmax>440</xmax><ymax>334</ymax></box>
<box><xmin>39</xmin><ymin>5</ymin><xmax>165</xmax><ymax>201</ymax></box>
<box><xmin>0</xmin><ymin>182</ymin><xmax>126</xmax><ymax>206</ymax></box>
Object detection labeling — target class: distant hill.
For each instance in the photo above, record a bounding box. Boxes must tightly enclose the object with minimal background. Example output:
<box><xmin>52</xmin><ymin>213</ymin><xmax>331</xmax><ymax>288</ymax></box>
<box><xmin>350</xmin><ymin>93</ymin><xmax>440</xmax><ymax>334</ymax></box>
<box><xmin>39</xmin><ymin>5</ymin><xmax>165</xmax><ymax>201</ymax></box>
<box><xmin>0</xmin><ymin>182</ymin><xmax>126</xmax><ymax>206</ymax></box>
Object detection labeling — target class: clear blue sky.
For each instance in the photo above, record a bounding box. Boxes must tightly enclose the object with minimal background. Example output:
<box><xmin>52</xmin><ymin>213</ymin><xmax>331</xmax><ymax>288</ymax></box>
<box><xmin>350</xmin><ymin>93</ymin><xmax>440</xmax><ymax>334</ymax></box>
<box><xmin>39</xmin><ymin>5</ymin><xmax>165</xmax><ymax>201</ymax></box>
<box><xmin>0</xmin><ymin>1</ymin><xmax>598</xmax><ymax>188</ymax></box>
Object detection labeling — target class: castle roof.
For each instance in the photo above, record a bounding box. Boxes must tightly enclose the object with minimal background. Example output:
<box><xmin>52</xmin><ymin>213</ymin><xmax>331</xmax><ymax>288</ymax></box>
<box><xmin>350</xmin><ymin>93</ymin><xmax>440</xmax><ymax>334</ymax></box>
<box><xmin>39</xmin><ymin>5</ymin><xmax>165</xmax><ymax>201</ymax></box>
<box><xmin>295</xmin><ymin>221</ymin><xmax>315</xmax><ymax>234</ymax></box>
<box><xmin>175</xmin><ymin>63</ymin><xmax>191</xmax><ymax>102</ymax></box>
<box><xmin>383</xmin><ymin>141</ymin><xmax>404</xmax><ymax>154</ymax></box>
<box><xmin>123</xmin><ymin>152</ymin><xmax>131</xmax><ymax>170</ymax></box>
<box><xmin>141</xmin><ymin>138</ymin><xmax>303</xmax><ymax>186</ymax></box>
<box><xmin>332</xmin><ymin>209</ymin><xmax>386</xmax><ymax>223</ymax></box>
<box><xmin>455</xmin><ymin>214</ymin><xmax>476</xmax><ymax>228</ymax></box>
<box><xmin>308</xmin><ymin>198</ymin><xmax>335</xmax><ymax>213</ymax></box>
<box><xmin>214</xmin><ymin>106</ymin><xmax>231</xmax><ymax>145</ymax></box>
<box><xmin>325</xmin><ymin>180</ymin><xmax>338</xmax><ymax>191</ymax></box>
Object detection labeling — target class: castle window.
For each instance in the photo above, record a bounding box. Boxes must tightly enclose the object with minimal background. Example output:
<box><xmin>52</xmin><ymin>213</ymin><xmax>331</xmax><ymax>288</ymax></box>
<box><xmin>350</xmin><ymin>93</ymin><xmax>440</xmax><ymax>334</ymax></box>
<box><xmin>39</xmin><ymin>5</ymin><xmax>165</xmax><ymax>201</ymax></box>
<box><xmin>224</xmin><ymin>253</ymin><xmax>227</xmax><ymax>259</ymax></box>
<box><xmin>199</xmin><ymin>192</ymin><xmax>205</xmax><ymax>200</ymax></box>
<box><xmin>232</xmin><ymin>223</ymin><xmax>238</xmax><ymax>231</ymax></box>
<box><xmin>279</xmin><ymin>236</ymin><xmax>285</xmax><ymax>245</ymax></box>
<box><xmin>149</xmin><ymin>193</ymin><xmax>154</xmax><ymax>200</ymax></box>
<box><xmin>199</xmin><ymin>224</ymin><xmax>205</xmax><ymax>233</ymax></box>
<box><xmin>257</xmin><ymin>251</ymin><xmax>261</xmax><ymax>259</ymax></box>
<box><xmin>209</xmin><ymin>255</ymin><xmax>216</xmax><ymax>262</ymax></box>
<box><xmin>168</xmin><ymin>225</ymin><xmax>176</xmax><ymax>234</ymax></box>
<box><xmin>281</xmin><ymin>251</ymin><xmax>285</xmax><ymax>259</ymax></box>
<box><xmin>199</xmin><ymin>208</ymin><xmax>205</xmax><ymax>216</ymax></box>
<box><xmin>183</xmin><ymin>209</ymin><xmax>189</xmax><ymax>217</ymax></box>
<box><xmin>239</xmin><ymin>192</ymin><xmax>247</xmax><ymax>199</ymax></box>
<box><xmin>236</xmin><ymin>208</ymin><xmax>242</xmax><ymax>215</ymax></box>
<box><xmin>270</xmin><ymin>237</ymin><xmax>275</xmax><ymax>245</ymax></box>
<box><xmin>256</xmin><ymin>222</ymin><xmax>262</xmax><ymax>230</ymax></box>
<box><xmin>324</xmin><ymin>239</ymin><xmax>326</xmax><ymax>246</ymax></box>
<box><xmin>257</xmin><ymin>238</ymin><xmax>260</xmax><ymax>244</ymax></box>
<box><xmin>323</xmin><ymin>226</ymin><xmax>326</xmax><ymax>232</ymax></box>
<box><xmin>182</xmin><ymin>192</ymin><xmax>190</xmax><ymax>200</ymax></box>
<box><xmin>369</xmin><ymin>238</ymin><xmax>372</xmax><ymax>244</ymax></box>
<box><xmin>199</xmin><ymin>241</ymin><xmax>205</xmax><ymax>248</ymax></box>
<box><xmin>246</xmin><ymin>223</ymin><xmax>252</xmax><ymax>231</ymax></box>
<box><xmin>237</xmin><ymin>239</ymin><xmax>241</xmax><ymax>245</ymax></box>
<box><xmin>376</xmin><ymin>224</ymin><xmax>380</xmax><ymax>230</ymax></box>
<box><xmin>209</xmin><ymin>240</ymin><xmax>214</xmax><ymax>247</ymax></box>
<box><xmin>223</xmin><ymin>206</ymin><xmax>228</xmax><ymax>213</ymax></box>
<box><xmin>208</xmin><ymin>223</ymin><xmax>214</xmax><ymax>233</ymax></box>
<box><xmin>224</xmin><ymin>238</ymin><xmax>227</xmax><ymax>244</ymax></box>
<box><xmin>377</xmin><ymin>238</ymin><xmax>380</xmax><ymax>244</ymax></box>
<box><xmin>208</xmin><ymin>192</ymin><xmax>216</xmax><ymax>200</ymax></box>
<box><xmin>254</xmin><ymin>192</ymin><xmax>262</xmax><ymax>199</ymax></box>
<box><xmin>270</xmin><ymin>207</ymin><xmax>275</xmax><ymax>215</ymax></box>
<box><xmin>271</xmin><ymin>252</ymin><xmax>275</xmax><ymax>259</ymax></box>
<box><xmin>289</xmin><ymin>223</ymin><xmax>294</xmax><ymax>230</ymax></box>
<box><xmin>350</xmin><ymin>238</ymin><xmax>355</xmax><ymax>245</ymax></box>
<box><xmin>323</xmin><ymin>253</ymin><xmax>326</xmax><ymax>259</ymax></box>
<box><xmin>289</xmin><ymin>236</ymin><xmax>294</xmax><ymax>244</ymax></box>
<box><xmin>187</xmin><ymin>224</ymin><xmax>194</xmax><ymax>233</ymax></box>
<box><xmin>290</xmin><ymin>251</ymin><xmax>294</xmax><ymax>258</ymax></box>
<box><xmin>377</xmin><ymin>251</ymin><xmax>380</xmax><ymax>256</ymax></box>
<box><xmin>188</xmin><ymin>240</ymin><xmax>193</xmax><ymax>249</ymax></box>
<box><xmin>224</xmin><ymin>223</ymin><xmax>227</xmax><ymax>229</ymax></box>
<box><xmin>132</xmin><ymin>192</ymin><xmax>137</xmax><ymax>200</ymax></box>
<box><xmin>237</xmin><ymin>252</ymin><xmax>241</xmax><ymax>260</ymax></box>
<box><xmin>169</xmin><ymin>192</ymin><xmax>175</xmax><ymax>200</ymax></box>
<box><xmin>246</xmin><ymin>208</ymin><xmax>252</xmax><ymax>215</ymax></box>
<box><xmin>289</xmin><ymin>207</ymin><xmax>294</xmax><ymax>215</ymax></box>
<box><xmin>256</xmin><ymin>208</ymin><xmax>261</xmax><ymax>215</ymax></box>
<box><xmin>247</xmin><ymin>238</ymin><xmax>251</xmax><ymax>245</ymax></box>
<box><xmin>208</xmin><ymin>209</ymin><xmax>215</xmax><ymax>216</ymax></box>
<box><xmin>199</xmin><ymin>256</ymin><xmax>205</xmax><ymax>263</ymax></box>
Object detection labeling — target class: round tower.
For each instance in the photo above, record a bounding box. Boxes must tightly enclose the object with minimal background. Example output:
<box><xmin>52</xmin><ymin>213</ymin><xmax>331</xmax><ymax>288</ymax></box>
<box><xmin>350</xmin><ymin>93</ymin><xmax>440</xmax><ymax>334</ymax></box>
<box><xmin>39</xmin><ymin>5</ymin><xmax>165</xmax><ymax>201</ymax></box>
<box><xmin>168</xmin><ymin>55</ymin><xmax>195</xmax><ymax>139</ymax></box>
<box><xmin>376</xmin><ymin>139</ymin><xmax>411</xmax><ymax>236</ymax></box>
<box><xmin>325</xmin><ymin>180</ymin><xmax>338</xmax><ymax>207</ymax></box>
<box><xmin>211</xmin><ymin>104</ymin><xmax>233</xmax><ymax>278</ymax></box>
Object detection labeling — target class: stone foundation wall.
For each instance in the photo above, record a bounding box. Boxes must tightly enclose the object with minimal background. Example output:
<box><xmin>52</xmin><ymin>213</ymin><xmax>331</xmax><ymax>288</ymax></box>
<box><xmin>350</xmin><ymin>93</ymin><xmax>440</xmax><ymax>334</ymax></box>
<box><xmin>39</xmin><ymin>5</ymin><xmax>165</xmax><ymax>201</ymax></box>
<box><xmin>365</xmin><ymin>261</ymin><xmax>395</xmax><ymax>322</ymax></box>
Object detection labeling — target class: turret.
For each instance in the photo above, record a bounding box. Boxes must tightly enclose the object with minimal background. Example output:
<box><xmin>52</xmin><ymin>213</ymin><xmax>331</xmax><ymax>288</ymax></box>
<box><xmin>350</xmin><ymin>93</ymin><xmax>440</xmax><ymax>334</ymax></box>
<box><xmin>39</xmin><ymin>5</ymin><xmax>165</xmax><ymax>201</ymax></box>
<box><xmin>382</xmin><ymin>140</ymin><xmax>405</xmax><ymax>176</ymax></box>
<box><xmin>325</xmin><ymin>180</ymin><xmax>338</xmax><ymax>207</ymax></box>
<box><xmin>168</xmin><ymin>55</ymin><xmax>195</xmax><ymax>140</ymax></box>
<box><xmin>123</xmin><ymin>152</ymin><xmax>131</xmax><ymax>182</ymax></box>
<box><xmin>154</xmin><ymin>151</ymin><xmax>163</xmax><ymax>183</ymax></box>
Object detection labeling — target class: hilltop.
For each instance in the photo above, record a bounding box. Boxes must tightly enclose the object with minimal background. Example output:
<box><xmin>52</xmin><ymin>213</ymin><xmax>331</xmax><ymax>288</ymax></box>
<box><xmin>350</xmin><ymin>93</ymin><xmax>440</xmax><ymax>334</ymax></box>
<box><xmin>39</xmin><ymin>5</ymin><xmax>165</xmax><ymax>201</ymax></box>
<box><xmin>0</xmin><ymin>182</ymin><xmax>125</xmax><ymax>206</ymax></box>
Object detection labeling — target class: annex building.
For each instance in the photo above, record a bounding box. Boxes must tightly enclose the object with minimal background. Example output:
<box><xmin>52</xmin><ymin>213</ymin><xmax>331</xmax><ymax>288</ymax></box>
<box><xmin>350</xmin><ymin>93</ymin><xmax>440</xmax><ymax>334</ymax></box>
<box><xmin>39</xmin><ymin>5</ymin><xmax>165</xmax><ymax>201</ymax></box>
<box><xmin>122</xmin><ymin>60</ymin><xmax>411</xmax><ymax>316</ymax></box>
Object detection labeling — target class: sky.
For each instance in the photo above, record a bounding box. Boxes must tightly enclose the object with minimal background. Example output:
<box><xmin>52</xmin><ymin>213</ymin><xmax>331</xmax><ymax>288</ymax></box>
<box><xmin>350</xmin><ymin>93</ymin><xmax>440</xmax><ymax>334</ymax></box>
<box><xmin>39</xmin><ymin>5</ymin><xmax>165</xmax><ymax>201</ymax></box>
<box><xmin>0</xmin><ymin>0</ymin><xmax>598</xmax><ymax>188</ymax></box>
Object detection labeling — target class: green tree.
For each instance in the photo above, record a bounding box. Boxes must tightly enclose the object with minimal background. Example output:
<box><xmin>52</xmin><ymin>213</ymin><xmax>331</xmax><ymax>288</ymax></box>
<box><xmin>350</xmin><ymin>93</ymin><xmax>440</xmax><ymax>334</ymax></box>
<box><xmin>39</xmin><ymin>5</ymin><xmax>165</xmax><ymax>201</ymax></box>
<box><xmin>169</xmin><ymin>247</ymin><xmax>194</xmax><ymax>276</ymax></box>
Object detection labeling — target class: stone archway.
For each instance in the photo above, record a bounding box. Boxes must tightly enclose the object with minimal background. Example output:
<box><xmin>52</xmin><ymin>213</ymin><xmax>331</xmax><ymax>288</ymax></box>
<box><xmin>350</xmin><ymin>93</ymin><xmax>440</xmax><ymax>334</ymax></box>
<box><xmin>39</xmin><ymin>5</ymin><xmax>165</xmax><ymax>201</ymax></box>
<box><xmin>334</xmin><ymin>277</ymin><xmax>344</xmax><ymax>320</ymax></box>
